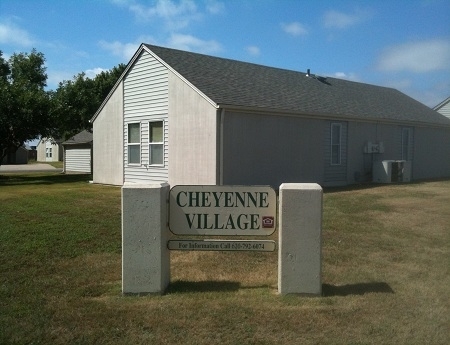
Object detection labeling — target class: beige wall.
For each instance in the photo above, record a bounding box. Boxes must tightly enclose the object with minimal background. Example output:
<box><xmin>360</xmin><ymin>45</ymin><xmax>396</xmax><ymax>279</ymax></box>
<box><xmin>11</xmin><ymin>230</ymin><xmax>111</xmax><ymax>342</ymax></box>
<box><xmin>168</xmin><ymin>72</ymin><xmax>218</xmax><ymax>185</ymax></box>
<box><xmin>36</xmin><ymin>138</ymin><xmax>62</xmax><ymax>162</ymax></box>
<box><xmin>93</xmin><ymin>81</ymin><xmax>124</xmax><ymax>185</ymax></box>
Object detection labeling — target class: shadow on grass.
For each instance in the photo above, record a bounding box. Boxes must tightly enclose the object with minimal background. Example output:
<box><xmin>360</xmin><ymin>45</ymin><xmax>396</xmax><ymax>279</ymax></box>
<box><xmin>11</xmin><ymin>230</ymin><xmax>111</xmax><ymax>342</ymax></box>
<box><xmin>168</xmin><ymin>280</ymin><xmax>241</xmax><ymax>293</ymax></box>
<box><xmin>322</xmin><ymin>282</ymin><xmax>394</xmax><ymax>296</ymax></box>
<box><xmin>0</xmin><ymin>173</ymin><xmax>92</xmax><ymax>186</ymax></box>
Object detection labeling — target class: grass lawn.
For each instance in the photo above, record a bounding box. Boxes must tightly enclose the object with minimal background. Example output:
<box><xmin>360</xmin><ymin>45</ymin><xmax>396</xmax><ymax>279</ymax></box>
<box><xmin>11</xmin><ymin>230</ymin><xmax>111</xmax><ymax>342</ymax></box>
<box><xmin>0</xmin><ymin>173</ymin><xmax>448</xmax><ymax>344</ymax></box>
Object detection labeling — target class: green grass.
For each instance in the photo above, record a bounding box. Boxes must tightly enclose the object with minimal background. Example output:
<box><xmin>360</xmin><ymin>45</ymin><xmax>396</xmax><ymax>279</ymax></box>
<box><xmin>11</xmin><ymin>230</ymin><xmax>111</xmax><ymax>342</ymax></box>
<box><xmin>0</xmin><ymin>173</ymin><xmax>449</xmax><ymax>344</ymax></box>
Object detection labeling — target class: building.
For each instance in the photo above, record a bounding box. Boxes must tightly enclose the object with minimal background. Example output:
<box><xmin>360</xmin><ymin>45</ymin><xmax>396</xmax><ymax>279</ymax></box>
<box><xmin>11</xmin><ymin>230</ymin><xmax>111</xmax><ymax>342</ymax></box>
<box><xmin>62</xmin><ymin>130</ymin><xmax>93</xmax><ymax>174</ymax></box>
<box><xmin>1</xmin><ymin>145</ymin><xmax>29</xmax><ymax>165</ymax></box>
<box><xmin>36</xmin><ymin>137</ymin><xmax>63</xmax><ymax>162</ymax></box>
<box><xmin>91</xmin><ymin>44</ymin><xmax>450</xmax><ymax>187</ymax></box>
<box><xmin>434</xmin><ymin>96</ymin><xmax>450</xmax><ymax>120</ymax></box>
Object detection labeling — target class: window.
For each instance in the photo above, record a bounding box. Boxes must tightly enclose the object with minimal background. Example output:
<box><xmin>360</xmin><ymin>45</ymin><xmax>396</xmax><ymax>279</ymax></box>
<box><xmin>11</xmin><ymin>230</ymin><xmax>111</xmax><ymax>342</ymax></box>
<box><xmin>46</xmin><ymin>147</ymin><xmax>52</xmax><ymax>158</ymax></box>
<box><xmin>128</xmin><ymin>123</ymin><xmax>141</xmax><ymax>164</ymax></box>
<box><xmin>149</xmin><ymin>121</ymin><xmax>164</xmax><ymax>165</ymax></box>
<box><xmin>402</xmin><ymin>127</ymin><xmax>411</xmax><ymax>161</ymax></box>
<box><xmin>331</xmin><ymin>123</ymin><xmax>341</xmax><ymax>165</ymax></box>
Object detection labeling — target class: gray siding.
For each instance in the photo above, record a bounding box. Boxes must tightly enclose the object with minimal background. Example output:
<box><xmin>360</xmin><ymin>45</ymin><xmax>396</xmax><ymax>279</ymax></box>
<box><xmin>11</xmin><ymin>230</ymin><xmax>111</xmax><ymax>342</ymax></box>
<box><xmin>123</xmin><ymin>51</ymin><xmax>169</xmax><ymax>184</ymax></box>
<box><xmin>324</xmin><ymin>121</ymin><xmax>348</xmax><ymax>186</ymax></box>
<box><xmin>413</xmin><ymin>126</ymin><xmax>450</xmax><ymax>180</ymax></box>
<box><xmin>222</xmin><ymin>112</ymin><xmax>324</xmax><ymax>188</ymax></box>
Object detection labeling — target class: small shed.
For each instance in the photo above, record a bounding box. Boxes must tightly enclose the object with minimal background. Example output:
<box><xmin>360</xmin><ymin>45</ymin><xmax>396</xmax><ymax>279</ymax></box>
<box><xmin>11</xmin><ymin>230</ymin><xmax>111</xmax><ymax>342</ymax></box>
<box><xmin>36</xmin><ymin>137</ymin><xmax>63</xmax><ymax>162</ymax></box>
<box><xmin>1</xmin><ymin>145</ymin><xmax>29</xmax><ymax>165</ymax></box>
<box><xmin>62</xmin><ymin>130</ymin><xmax>93</xmax><ymax>174</ymax></box>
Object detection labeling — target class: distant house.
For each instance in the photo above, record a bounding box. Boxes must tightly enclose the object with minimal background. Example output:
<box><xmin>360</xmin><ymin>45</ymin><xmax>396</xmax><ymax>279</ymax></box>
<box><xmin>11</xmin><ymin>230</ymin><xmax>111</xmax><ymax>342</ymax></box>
<box><xmin>434</xmin><ymin>96</ymin><xmax>450</xmax><ymax>120</ymax></box>
<box><xmin>62</xmin><ymin>130</ymin><xmax>93</xmax><ymax>174</ymax></box>
<box><xmin>1</xmin><ymin>145</ymin><xmax>29</xmax><ymax>165</ymax></box>
<box><xmin>36</xmin><ymin>137</ymin><xmax>63</xmax><ymax>162</ymax></box>
<box><xmin>90</xmin><ymin>44</ymin><xmax>450</xmax><ymax>187</ymax></box>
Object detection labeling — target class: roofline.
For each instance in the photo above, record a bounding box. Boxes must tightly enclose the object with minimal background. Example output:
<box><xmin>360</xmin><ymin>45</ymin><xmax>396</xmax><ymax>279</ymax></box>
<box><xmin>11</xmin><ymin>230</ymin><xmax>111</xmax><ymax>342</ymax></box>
<box><xmin>90</xmin><ymin>43</ymin><xmax>219</xmax><ymax>123</ymax></box>
<box><xmin>219</xmin><ymin>104</ymin><xmax>450</xmax><ymax>129</ymax></box>
<box><xmin>90</xmin><ymin>44</ymin><xmax>146</xmax><ymax>123</ymax></box>
<box><xmin>62</xmin><ymin>140</ymin><xmax>93</xmax><ymax>146</ymax></box>
<box><xmin>142</xmin><ymin>45</ymin><xmax>218</xmax><ymax>109</ymax></box>
<box><xmin>433</xmin><ymin>96</ymin><xmax>450</xmax><ymax>111</ymax></box>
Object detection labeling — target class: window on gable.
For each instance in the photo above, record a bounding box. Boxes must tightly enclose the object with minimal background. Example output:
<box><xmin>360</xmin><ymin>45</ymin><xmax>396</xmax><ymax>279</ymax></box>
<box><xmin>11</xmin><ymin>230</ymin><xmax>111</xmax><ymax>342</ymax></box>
<box><xmin>331</xmin><ymin>123</ymin><xmax>341</xmax><ymax>165</ymax></box>
<box><xmin>128</xmin><ymin>123</ymin><xmax>141</xmax><ymax>164</ymax></box>
<box><xmin>149</xmin><ymin>121</ymin><xmax>164</xmax><ymax>165</ymax></box>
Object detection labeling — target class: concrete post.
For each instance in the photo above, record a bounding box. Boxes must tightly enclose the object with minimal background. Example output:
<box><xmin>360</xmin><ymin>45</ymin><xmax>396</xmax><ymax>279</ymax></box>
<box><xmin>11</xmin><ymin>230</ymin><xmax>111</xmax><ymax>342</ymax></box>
<box><xmin>278</xmin><ymin>183</ymin><xmax>322</xmax><ymax>295</ymax></box>
<box><xmin>122</xmin><ymin>183</ymin><xmax>170</xmax><ymax>295</ymax></box>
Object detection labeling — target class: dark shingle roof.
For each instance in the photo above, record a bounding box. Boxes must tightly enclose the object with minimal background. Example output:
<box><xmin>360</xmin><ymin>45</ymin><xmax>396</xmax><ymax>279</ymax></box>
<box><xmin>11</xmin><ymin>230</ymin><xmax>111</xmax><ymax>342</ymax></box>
<box><xmin>145</xmin><ymin>44</ymin><xmax>450</xmax><ymax>127</ymax></box>
<box><xmin>62</xmin><ymin>130</ymin><xmax>93</xmax><ymax>145</ymax></box>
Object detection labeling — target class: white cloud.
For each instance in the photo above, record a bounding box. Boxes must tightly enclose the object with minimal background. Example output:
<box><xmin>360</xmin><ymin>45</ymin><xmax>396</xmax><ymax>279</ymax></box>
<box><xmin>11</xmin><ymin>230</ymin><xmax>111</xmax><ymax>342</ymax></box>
<box><xmin>246</xmin><ymin>46</ymin><xmax>260</xmax><ymax>56</ymax></box>
<box><xmin>323</xmin><ymin>8</ymin><xmax>371</xmax><ymax>29</ymax></box>
<box><xmin>333</xmin><ymin>72</ymin><xmax>359</xmax><ymax>81</ymax></box>
<box><xmin>377</xmin><ymin>39</ymin><xmax>450</xmax><ymax>73</ymax></box>
<box><xmin>99</xmin><ymin>40</ymin><xmax>142</xmax><ymax>61</ymax></box>
<box><xmin>99</xmin><ymin>33</ymin><xmax>221</xmax><ymax>61</ymax></box>
<box><xmin>46</xmin><ymin>70</ymin><xmax>76</xmax><ymax>88</ymax></box>
<box><xmin>127</xmin><ymin>0</ymin><xmax>201</xmax><ymax>30</ymax></box>
<box><xmin>281</xmin><ymin>22</ymin><xmax>308</xmax><ymax>36</ymax></box>
<box><xmin>166</xmin><ymin>33</ymin><xmax>222</xmax><ymax>54</ymax></box>
<box><xmin>85</xmin><ymin>68</ymin><xmax>108</xmax><ymax>79</ymax></box>
<box><xmin>0</xmin><ymin>22</ymin><xmax>34</xmax><ymax>46</ymax></box>
<box><xmin>115</xmin><ymin>0</ymin><xmax>223</xmax><ymax>30</ymax></box>
<box><xmin>205</xmin><ymin>0</ymin><xmax>225</xmax><ymax>14</ymax></box>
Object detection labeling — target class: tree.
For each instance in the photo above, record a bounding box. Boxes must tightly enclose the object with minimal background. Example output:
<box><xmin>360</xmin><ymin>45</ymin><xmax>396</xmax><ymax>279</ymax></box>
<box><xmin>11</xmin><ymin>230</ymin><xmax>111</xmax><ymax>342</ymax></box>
<box><xmin>51</xmin><ymin>63</ymin><xmax>126</xmax><ymax>139</ymax></box>
<box><xmin>0</xmin><ymin>49</ymin><xmax>52</xmax><ymax>165</ymax></box>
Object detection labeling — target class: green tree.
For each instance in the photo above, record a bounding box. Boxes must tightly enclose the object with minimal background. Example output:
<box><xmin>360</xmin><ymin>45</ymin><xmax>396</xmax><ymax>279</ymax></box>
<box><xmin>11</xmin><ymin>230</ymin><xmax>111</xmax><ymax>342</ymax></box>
<box><xmin>0</xmin><ymin>49</ymin><xmax>52</xmax><ymax>165</ymax></box>
<box><xmin>51</xmin><ymin>63</ymin><xmax>125</xmax><ymax>139</ymax></box>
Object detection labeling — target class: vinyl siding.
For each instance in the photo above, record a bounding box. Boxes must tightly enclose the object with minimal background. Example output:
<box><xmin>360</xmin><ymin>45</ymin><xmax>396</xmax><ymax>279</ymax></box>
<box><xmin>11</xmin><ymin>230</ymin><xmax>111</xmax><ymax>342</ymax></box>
<box><xmin>65</xmin><ymin>146</ymin><xmax>91</xmax><ymax>173</ymax></box>
<box><xmin>435</xmin><ymin>100</ymin><xmax>450</xmax><ymax>119</ymax></box>
<box><xmin>123</xmin><ymin>51</ymin><xmax>169</xmax><ymax>184</ymax></box>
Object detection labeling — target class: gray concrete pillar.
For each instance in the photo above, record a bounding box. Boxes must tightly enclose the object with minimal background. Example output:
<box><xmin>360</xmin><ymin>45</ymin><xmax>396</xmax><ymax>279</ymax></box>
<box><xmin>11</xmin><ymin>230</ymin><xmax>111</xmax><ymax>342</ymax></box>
<box><xmin>278</xmin><ymin>183</ymin><xmax>322</xmax><ymax>295</ymax></box>
<box><xmin>122</xmin><ymin>183</ymin><xmax>170</xmax><ymax>295</ymax></box>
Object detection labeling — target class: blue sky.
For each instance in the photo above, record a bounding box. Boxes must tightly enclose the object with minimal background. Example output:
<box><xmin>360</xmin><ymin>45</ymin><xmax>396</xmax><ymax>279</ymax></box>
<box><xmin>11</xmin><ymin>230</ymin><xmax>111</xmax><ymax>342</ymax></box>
<box><xmin>1</xmin><ymin>0</ymin><xmax>449</xmax><ymax>108</ymax></box>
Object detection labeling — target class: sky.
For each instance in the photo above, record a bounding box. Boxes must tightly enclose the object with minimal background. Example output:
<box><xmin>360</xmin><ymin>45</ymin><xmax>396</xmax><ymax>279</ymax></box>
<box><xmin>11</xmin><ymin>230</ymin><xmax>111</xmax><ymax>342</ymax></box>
<box><xmin>1</xmin><ymin>0</ymin><xmax>449</xmax><ymax>109</ymax></box>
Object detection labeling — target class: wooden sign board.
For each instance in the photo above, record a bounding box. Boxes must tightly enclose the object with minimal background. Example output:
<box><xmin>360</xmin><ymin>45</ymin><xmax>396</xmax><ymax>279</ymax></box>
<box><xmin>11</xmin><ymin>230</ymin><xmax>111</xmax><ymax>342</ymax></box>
<box><xmin>169</xmin><ymin>185</ymin><xmax>277</xmax><ymax>236</ymax></box>
<box><xmin>168</xmin><ymin>240</ymin><xmax>276</xmax><ymax>252</ymax></box>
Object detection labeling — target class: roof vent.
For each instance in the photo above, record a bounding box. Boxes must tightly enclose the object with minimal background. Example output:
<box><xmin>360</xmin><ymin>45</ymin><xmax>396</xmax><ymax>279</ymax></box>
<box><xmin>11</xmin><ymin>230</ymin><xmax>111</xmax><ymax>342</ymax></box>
<box><xmin>306</xmin><ymin>68</ymin><xmax>311</xmax><ymax>77</ymax></box>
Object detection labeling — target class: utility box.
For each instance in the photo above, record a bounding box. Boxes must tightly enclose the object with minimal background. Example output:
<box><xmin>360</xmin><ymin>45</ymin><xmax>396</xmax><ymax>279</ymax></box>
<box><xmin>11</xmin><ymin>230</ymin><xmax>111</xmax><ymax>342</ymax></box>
<box><xmin>373</xmin><ymin>160</ymin><xmax>411</xmax><ymax>183</ymax></box>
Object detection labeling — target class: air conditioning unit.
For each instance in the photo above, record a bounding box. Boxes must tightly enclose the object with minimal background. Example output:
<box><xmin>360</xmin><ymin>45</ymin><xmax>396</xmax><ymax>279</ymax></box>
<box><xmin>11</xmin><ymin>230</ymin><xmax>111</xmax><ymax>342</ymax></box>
<box><xmin>373</xmin><ymin>160</ymin><xmax>411</xmax><ymax>183</ymax></box>
<box><xmin>364</xmin><ymin>141</ymin><xmax>385</xmax><ymax>154</ymax></box>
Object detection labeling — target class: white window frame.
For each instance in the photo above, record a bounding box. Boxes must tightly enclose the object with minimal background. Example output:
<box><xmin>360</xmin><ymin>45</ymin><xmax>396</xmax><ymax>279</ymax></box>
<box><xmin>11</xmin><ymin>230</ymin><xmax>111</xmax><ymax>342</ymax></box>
<box><xmin>331</xmin><ymin>123</ymin><xmax>342</xmax><ymax>165</ymax></box>
<box><xmin>127</xmin><ymin>122</ymin><xmax>141</xmax><ymax>165</ymax></box>
<box><xmin>401</xmin><ymin>127</ymin><xmax>411</xmax><ymax>161</ymax></box>
<box><xmin>148</xmin><ymin>120</ymin><xmax>165</xmax><ymax>166</ymax></box>
<box><xmin>46</xmin><ymin>147</ymin><xmax>52</xmax><ymax>158</ymax></box>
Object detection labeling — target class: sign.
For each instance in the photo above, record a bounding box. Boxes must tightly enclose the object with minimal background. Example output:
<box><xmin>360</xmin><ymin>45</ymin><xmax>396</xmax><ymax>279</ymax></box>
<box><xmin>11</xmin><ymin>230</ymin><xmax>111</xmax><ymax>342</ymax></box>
<box><xmin>168</xmin><ymin>240</ymin><xmax>276</xmax><ymax>252</ymax></box>
<box><xmin>169</xmin><ymin>185</ymin><xmax>277</xmax><ymax>236</ymax></box>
